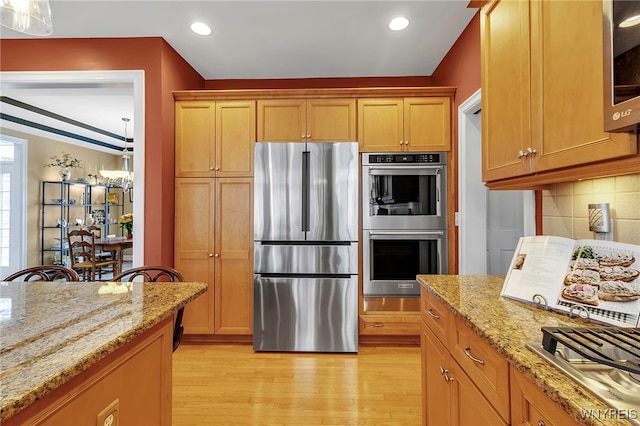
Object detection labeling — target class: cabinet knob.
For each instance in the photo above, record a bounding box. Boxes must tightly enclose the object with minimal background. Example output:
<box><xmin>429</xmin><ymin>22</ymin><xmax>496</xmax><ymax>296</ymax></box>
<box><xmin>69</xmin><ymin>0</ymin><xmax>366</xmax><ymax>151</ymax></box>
<box><xmin>405</xmin><ymin>140</ymin><xmax>409</xmax><ymax>146</ymax></box>
<box><xmin>208</xmin><ymin>253</ymin><xmax>213</xmax><ymax>257</ymax></box>
<box><xmin>301</xmin><ymin>134</ymin><xmax>306</xmax><ymax>139</ymax></box>
<box><xmin>400</xmin><ymin>140</ymin><xmax>403</xmax><ymax>146</ymax></box>
<box><xmin>537</xmin><ymin>421</ymin><xmax>545</xmax><ymax>426</ymax></box>
<box><xmin>518</xmin><ymin>147</ymin><xmax>537</xmax><ymax>159</ymax></box>
<box><xmin>214</xmin><ymin>253</ymin><xmax>220</xmax><ymax>258</ymax></box>
<box><xmin>209</xmin><ymin>166</ymin><xmax>215</xmax><ymax>171</ymax></box>
<box><xmin>307</xmin><ymin>134</ymin><xmax>311</xmax><ymax>139</ymax></box>
<box><xmin>439</xmin><ymin>368</ymin><xmax>453</xmax><ymax>382</ymax></box>
<box><xmin>214</xmin><ymin>166</ymin><xmax>220</xmax><ymax>171</ymax></box>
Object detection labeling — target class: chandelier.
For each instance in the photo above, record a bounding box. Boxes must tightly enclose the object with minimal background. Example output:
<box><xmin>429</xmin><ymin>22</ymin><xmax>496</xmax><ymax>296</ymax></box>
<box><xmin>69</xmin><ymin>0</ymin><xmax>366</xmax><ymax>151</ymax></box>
<box><xmin>100</xmin><ymin>117</ymin><xmax>133</xmax><ymax>192</ymax></box>
<box><xmin>0</xmin><ymin>0</ymin><xmax>53</xmax><ymax>36</ymax></box>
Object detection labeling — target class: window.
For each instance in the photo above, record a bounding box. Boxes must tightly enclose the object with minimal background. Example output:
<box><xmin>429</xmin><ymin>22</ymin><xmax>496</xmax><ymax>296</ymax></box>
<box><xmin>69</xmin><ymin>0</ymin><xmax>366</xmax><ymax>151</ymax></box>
<box><xmin>0</xmin><ymin>136</ymin><xmax>26</xmax><ymax>278</ymax></box>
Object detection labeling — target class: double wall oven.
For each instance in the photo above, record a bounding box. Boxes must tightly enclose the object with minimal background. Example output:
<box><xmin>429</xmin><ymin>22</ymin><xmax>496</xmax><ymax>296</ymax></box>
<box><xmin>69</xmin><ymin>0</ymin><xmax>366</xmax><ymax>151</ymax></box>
<box><xmin>362</xmin><ymin>152</ymin><xmax>448</xmax><ymax>297</ymax></box>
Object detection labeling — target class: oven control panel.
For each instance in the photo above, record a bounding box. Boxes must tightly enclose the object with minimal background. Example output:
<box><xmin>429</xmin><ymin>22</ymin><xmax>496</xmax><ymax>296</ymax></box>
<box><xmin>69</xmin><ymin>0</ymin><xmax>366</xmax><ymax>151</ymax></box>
<box><xmin>364</xmin><ymin>152</ymin><xmax>445</xmax><ymax>165</ymax></box>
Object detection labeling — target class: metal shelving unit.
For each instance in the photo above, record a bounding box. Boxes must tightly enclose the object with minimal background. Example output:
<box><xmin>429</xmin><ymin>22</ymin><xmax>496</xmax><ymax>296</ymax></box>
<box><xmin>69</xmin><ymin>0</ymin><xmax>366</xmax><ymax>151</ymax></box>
<box><xmin>40</xmin><ymin>181</ymin><xmax>124</xmax><ymax>265</ymax></box>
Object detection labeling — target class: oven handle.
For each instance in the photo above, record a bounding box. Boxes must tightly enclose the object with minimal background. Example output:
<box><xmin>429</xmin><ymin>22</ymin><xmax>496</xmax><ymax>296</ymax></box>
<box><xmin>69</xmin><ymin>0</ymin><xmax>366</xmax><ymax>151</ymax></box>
<box><xmin>368</xmin><ymin>230</ymin><xmax>445</xmax><ymax>236</ymax></box>
<box><xmin>367</xmin><ymin>165</ymin><xmax>444</xmax><ymax>174</ymax></box>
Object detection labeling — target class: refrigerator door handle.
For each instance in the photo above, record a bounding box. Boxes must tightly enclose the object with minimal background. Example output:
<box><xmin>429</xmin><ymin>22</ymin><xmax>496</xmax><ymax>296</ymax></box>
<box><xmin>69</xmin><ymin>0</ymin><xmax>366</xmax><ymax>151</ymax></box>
<box><xmin>301</xmin><ymin>150</ymin><xmax>310</xmax><ymax>232</ymax></box>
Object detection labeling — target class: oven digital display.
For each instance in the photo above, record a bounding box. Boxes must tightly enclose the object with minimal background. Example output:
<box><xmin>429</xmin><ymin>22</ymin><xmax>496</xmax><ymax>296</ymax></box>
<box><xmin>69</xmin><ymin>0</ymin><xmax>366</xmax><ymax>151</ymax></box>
<box><xmin>367</xmin><ymin>153</ymin><xmax>441</xmax><ymax>164</ymax></box>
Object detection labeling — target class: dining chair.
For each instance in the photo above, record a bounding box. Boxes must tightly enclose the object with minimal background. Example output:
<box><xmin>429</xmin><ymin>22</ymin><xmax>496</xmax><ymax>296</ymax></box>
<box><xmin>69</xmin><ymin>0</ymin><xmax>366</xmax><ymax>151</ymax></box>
<box><xmin>86</xmin><ymin>225</ymin><xmax>117</xmax><ymax>261</ymax></box>
<box><xmin>111</xmin><ymin>266</ymin><xmax>186</xmax><ymax>351</ymax></box>
<box><xmin>67</xmin><ymin>229</ymin><xmax>118</xmax><ymax>281</ymax></box>
<box><xmin>3</xmin><ymin>265</ymin><xmax>80</xmax><ymax>282</ymax></box>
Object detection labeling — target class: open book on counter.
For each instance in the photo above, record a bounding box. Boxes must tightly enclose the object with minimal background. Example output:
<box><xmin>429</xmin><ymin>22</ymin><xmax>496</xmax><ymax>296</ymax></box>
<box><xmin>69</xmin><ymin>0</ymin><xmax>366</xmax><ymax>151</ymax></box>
<box><xmin>500</xmin><ymin>236</ymin><xmax>640</xmax><ymax>327</ymax></box>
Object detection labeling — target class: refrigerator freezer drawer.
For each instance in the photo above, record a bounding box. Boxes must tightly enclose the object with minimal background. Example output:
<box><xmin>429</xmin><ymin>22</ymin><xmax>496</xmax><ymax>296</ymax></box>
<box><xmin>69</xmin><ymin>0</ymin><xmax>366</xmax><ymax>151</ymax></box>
<box><xmin>254</xmin><ymin>242</ymin><xmax>358</xmax><ymax>275</ymax></box>
<box><xmin>253</xmin><ymin>275</ymin><xmax>358</xmax><ymax>352</ymax></box>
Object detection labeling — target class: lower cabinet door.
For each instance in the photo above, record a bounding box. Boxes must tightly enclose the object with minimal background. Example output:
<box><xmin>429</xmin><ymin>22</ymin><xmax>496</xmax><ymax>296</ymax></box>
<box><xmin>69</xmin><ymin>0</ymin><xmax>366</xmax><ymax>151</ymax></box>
<box><xmin>175</xmin><ymin>178</ymin><xmax>215</xmax><ymax>334</ymax></box>
<box><xmin>510</xmin><ymin>365</ymin><xmax>579</xmax><ymax>426</ymax></box>
<box><xmin>214</xmin><ymin>178</ymin><xmax>253</xmax><ymax>335</ymax></box>
<box><xmin>421</xmin><ymin>324</ymin><xmax>452</xmax><ymax>425</ymax></box>
<box><xmin>451</xmin><ymin>361</ymin><xmax>508</xmax><ymax>426</ymax></box>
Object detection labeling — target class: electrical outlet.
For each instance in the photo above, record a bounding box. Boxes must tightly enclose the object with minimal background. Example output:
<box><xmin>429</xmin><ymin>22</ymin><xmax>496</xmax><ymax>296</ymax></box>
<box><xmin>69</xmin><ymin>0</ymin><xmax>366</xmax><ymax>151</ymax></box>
<box><xmin>97</xmin><ymin>399</ymin><xmax>119</xmax><ymax>426</ymax></box>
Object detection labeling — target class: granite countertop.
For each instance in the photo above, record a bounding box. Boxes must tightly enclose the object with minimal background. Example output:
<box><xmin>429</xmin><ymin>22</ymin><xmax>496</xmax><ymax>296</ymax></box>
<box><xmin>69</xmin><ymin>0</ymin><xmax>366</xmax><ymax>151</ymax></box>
<box><xmin>417</xmin><ymin>275</ymin><xmax>633</xmax><ymax>426</ymax></box>
<box><xmin>0</xmin><ymin>280</ymin><xmax>207</xmax><ymax>422</ymax></box>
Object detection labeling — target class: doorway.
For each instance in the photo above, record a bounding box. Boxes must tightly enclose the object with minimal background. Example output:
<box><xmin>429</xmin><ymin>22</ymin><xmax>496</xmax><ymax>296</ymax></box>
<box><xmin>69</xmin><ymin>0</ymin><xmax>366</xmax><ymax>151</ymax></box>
<box><xmin>0</xmin><ymin>70</ymin><xmax>145</xmax><ymax>270</ymax></box>
<box><xmin>458</xmin><ymin>89</ymin><xmax>535</xmax><ymax>275</ymax></box>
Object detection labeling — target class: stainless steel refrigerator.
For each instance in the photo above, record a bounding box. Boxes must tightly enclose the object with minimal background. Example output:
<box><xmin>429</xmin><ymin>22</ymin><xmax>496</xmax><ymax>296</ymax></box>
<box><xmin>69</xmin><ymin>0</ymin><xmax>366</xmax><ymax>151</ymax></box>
<box><xmin>253</xmin><ymin>142</ymin><xmax>359</xmax><ymax>353</ymax></box>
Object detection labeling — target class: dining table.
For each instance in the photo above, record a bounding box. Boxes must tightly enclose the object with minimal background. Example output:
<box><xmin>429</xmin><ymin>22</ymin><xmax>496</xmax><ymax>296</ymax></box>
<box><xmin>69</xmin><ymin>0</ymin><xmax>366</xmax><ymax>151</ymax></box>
<box><xmin>94</xmin><ymin>236</ymin><xmax>133</xmax><ymax>276</ymax></box>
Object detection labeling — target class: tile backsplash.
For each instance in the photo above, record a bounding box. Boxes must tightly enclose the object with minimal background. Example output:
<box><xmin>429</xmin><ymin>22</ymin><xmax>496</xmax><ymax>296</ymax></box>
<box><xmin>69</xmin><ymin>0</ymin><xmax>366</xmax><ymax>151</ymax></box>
<box><xmin>542</xmin><ymin>174</ymin><xmax>640</xmax><ymax>245</ymax></box>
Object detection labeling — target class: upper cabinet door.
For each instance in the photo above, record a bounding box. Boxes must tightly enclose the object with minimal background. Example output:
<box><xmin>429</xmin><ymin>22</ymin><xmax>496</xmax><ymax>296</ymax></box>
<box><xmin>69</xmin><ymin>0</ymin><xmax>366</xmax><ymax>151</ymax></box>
<box><xmin>215</xmin><ymin>101</ymin><xmax>256</xmax><ymax>177</ymax></box>
<box><xmin>358</xmin><ymin>98</ymin><xmax>404</xmax><ymax>152</ymax></box>
<box><xmin>257</xmin><ymin>99</ymin><xmax>306</xmax><ymax>142</ymax></box>
<box><xmin>175</xmin><ymin>101</ymin><xmax>216</xmax><ymax>178</ymax></box>
<box><xmin>404</xmin><ymin>97</ymin><xmax>451</xmax><ymax>152</ymax></box>
<box><xmin>481</xmin><ymin>0</ymin><xmax>532</xmax><ymax>182</ymax></box>
<box><xmin>306</xmin><ymin>99</ymin><xmax>356</xmax><ymax>142</ymax></box>
<box><xmin>530</xmin><ymin>0</ymin><xmax>637</xmax><ymax>173</ymax></box>
<box><xmin>481</xmin><ymin>0</ymin><xmax>638</xmax><ymax>185</ymax></box>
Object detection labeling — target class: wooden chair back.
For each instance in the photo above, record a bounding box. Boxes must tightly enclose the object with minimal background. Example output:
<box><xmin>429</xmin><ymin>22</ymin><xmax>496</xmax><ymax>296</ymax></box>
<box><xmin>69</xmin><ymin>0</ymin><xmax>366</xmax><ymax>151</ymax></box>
<box><xmin>67</xmin><ymin>229</ymin><xmax>116</xmax><ymax>281</ymax></box>
<box><xmin>112</xmin><ymin>266</ymin><xmax>186</xmax><ymax>351</ymax></box>
<box><xmin>86</xmin><ymin>225</ymin><xmax>114</xmax><ymax>260</ymax></box>
<box><xmin>3</xmin><ymin>265</ymin><xmax>80</xmax><ymax>282</ymax></box>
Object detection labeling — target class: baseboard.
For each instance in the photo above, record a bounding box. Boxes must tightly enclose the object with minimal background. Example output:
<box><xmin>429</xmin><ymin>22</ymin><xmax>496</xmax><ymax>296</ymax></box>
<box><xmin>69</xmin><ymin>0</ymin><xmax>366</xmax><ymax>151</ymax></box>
<box><xmin>181</xmin><ymin>334</ymin><xmax>420</xmax><ymax>347</ymax></box>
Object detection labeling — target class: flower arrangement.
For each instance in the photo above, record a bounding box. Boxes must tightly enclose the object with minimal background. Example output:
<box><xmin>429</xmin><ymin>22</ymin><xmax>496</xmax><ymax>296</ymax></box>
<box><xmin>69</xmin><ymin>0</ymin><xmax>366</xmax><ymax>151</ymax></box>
<box><xmin>44</xmin><ymin>152</ymin><xmax>83</xmax><ymax>169</ymax></box>
<box><xmin>118</xmin><ymin>213</ymin><xmax>133</xmax><ymax>235</ymax></box>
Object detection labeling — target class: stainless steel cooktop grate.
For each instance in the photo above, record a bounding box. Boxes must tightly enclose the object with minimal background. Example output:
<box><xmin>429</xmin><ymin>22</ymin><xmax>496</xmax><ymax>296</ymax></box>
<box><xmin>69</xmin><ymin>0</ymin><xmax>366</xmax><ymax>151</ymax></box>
<box><xmin>540</xmin><ymin>327</ymin><xmax>640</xmax><ymax>374</ymax></box>
<box><xmin>527</xmin><ymin>327</ymin><xmax>640</xmax><ymax>423</ymax></box>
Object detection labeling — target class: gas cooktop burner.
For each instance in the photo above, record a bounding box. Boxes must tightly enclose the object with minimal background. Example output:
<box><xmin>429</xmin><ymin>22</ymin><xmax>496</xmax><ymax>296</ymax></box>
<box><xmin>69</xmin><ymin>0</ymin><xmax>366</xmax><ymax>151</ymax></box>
<box><xmin>527</xmin><ymin>326</ymin><xmax>640</xmax><ymax>425</ymax></box>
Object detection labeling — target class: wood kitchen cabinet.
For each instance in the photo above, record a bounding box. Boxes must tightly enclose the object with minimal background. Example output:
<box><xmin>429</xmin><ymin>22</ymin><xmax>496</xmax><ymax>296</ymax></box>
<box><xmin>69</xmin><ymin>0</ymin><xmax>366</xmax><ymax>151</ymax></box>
<box><xmin>174</xmin><ymin>178</ymin><xmax>253</xmax><ymax>336</ymax></box>
<box><xmin>256</xmin><ymin>98</ymin><xmax>356</xmax><ymax>142</ymax></box>
<box><xmin>358</xmin><ymin>97</ymin><xmax>451</xmax><ymax>152</ymax></box>
<box><xmin>481</xmin><ymin>0</ymin><xmax>637</xmax><ymax>184</ymax></box>
<box><xmin>420</xmin><ymin>287</ymin><xmax>509</xmax><ymax>425</ymax></box>
<box><xmin>175</xmin><ymin>100</ymin><xmax>255</xmax><ymax>178</ymax></box>
<box><xmin>359</xmin><ymin>313</ymin><xmax>420</xmax><ymax>336</ymax></box>
<box><xmin>510</xmin><ymin>365</ymin><xmax>579</xmax><ymax>426</ymax></box>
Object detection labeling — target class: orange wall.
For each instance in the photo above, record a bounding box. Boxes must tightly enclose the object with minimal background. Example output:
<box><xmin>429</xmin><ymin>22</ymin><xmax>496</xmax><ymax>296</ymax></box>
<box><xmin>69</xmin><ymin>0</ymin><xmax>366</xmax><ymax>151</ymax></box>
<box><xmin>430</xmin><ymin>11</ymin><xmax>481</xmax><ymax>273</ymax></box>
<box><xmin>1</xmin><ymin>37</ymin><xmax>205</xmax><ymax>266</ymax></box>
<box><xmin>431</xmin><ymin>11</ymin><xmax>481</xmax><ymax>107</ymax></box>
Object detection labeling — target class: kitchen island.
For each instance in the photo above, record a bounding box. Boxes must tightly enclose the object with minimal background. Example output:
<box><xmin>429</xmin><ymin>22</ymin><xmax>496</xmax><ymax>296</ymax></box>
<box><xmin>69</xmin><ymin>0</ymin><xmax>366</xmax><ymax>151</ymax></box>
<box><xmin>0</xmin><ymin>280</ymin><xmax>207</xmax><ymax>424</ymax></box>
<box><xmin>418</xmin><ymin>275</ymin><xmax>634</xmax><ymax>426</ymax></box>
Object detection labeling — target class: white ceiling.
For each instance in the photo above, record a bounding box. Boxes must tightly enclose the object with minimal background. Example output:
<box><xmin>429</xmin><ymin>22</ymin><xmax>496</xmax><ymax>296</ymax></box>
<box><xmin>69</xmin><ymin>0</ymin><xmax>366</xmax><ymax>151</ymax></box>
<box><xmin>0</xmin><ymin>0</ymin><xmax>477</xmax><ymax>151</ymax></box>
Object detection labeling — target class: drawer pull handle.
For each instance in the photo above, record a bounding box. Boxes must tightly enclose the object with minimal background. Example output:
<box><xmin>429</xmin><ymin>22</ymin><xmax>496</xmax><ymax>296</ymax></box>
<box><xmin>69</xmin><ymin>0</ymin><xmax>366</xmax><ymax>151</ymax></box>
<box><xmin>426</xmin><ymin>309</ymin><xmax>440</xmax><ymax>320</ymax></box>
<box><xmin>464</xmin><ymin>346</ymin><xmax>485</xmax><ymax>365</ymax></box>
<box><xmin>372</xmin><ymin>323</ymin><xmax>384</xmax><ymax>327</ymax></box>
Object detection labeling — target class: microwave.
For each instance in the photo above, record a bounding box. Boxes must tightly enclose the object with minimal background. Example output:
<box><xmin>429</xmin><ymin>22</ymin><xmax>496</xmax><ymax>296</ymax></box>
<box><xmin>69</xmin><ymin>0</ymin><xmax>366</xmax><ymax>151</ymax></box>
<box><xmin>603</xmin><ymin>0</ymin><xmax>640</xmax><ymax>133</ymax></box>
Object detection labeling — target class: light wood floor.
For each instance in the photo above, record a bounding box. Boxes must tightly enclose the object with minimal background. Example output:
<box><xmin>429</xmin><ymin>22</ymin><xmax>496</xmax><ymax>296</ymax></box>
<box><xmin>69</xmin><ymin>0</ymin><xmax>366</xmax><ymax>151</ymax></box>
<box><xmin>172</xmin><ymin>344</ymin><xmax>422</xmax><ymax>425</ymax></box>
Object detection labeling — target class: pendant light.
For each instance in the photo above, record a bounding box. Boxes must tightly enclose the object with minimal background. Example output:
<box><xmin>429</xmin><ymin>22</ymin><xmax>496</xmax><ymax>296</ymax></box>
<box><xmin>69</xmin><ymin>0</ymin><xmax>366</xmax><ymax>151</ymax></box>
<box><xmin>0</xmin><ymin>0</ymin><xmax>53</xmax><ymax>36</ymax></box>
<box><xmin>100</xmin><ymin>117</ymin><xmax>133</xmax><ymax>192</ymax></box>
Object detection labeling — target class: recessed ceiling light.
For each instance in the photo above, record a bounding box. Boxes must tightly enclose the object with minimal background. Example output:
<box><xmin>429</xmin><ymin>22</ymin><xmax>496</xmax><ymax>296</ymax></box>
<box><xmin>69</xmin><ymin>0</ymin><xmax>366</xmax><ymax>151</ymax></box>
<box><xmin>190</xmin><ymin>22</ymin><xmax>212</xmax><ymax>36</ymax></box>
<box><xmin>389</xmin><ymin>17</ymin><xmax>409</xmax><ymax>31</ymax></box>
<box><xmin>619</xmin><ymin>14</ymin><xmax>640</xmax><ymax>28</ymax></box>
